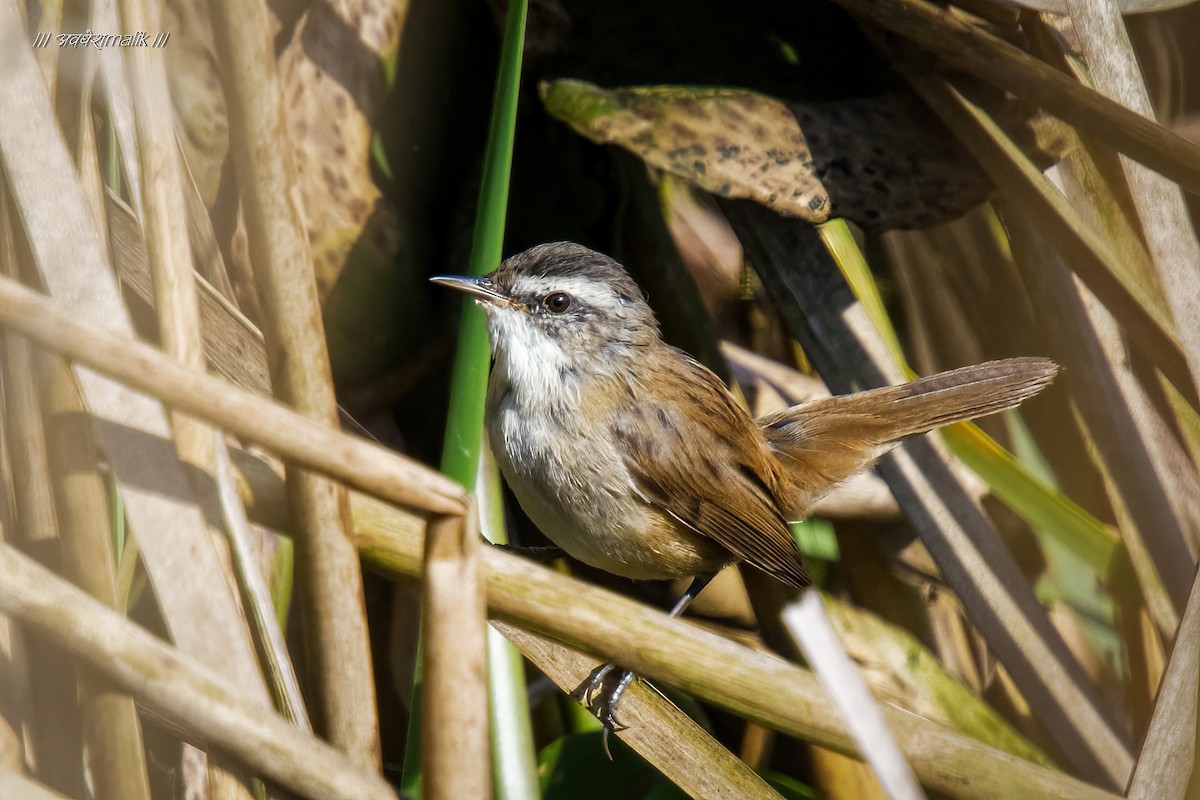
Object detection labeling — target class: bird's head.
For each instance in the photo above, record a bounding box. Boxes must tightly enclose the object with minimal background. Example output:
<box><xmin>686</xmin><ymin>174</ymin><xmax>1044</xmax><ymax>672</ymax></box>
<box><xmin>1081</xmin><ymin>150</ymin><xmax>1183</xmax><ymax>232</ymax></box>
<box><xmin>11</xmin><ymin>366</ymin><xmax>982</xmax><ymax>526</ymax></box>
<box><xmin>431</xmin><ymin>242</ymin><xmax>660</xmax><ymax>367</ymax></box>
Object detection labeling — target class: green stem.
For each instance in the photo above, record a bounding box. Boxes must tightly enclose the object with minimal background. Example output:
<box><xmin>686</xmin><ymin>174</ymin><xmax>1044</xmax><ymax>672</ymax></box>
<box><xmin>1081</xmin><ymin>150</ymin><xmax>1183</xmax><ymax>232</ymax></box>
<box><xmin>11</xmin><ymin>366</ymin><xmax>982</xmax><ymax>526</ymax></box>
<box><xmin>400</xmin><ymin>0</ymin><xmax>529</xmax><ymax>795</ymax></box>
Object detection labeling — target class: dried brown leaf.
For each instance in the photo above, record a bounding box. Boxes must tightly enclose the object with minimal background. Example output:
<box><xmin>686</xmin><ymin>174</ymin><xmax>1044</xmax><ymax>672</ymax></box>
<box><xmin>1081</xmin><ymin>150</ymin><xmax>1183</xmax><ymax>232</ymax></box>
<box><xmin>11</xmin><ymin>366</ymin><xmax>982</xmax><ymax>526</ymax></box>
<box><xmin>542</xmin><ymin>80</ymin><xmax>832</xmax><ymax>220</ymax></box>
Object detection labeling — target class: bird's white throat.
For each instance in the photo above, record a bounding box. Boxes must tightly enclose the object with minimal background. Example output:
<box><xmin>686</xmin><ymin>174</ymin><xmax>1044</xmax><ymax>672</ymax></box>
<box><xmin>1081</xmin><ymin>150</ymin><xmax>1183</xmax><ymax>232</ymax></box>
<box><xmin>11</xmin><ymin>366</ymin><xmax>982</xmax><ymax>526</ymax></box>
<box><xmin>484</xmin><ymin>306</ymin><xmax>581</xmax><ymax>412</ymax></box>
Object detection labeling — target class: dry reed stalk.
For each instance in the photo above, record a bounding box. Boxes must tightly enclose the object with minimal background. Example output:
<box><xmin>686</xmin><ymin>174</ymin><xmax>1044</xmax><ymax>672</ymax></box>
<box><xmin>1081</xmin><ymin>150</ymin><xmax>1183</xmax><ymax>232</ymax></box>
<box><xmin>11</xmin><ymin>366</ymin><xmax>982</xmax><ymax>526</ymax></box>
<box><xmin>1126</xmin><ymin>567</ymin><xmax>1200</xmax><ymax>799</ymax></box>
<box><xmin>723</xmin><ymin>201</ymin><xmax>1133</xmax><ymax>788</ymax></box>
<box><xmin>355</xmin><ymin>523</ymin><xmax>1121</xmax><ymax>800</ymax></box>
<box><xmin>204</xmin><ymin>0</ymin><xmax>380</xmax><ymax>766</ymax></box>
<box><xmin>1065</xmin><ymin>0</ymin><xmax>1200</xmax><ymax>405</ymax></box>
<box><xmin>784</xmin><ymin>593</ymin><xmax>926</xmax><ymax>800</ymax></box>
<box><xmin>494</xmin><ymin>622</ymin><xmax>786</xmax><ymax>800</ymax></box>
<box><xmin>0</xmin><ymin>716</ymin><xmax>17</xmax><ymax>769</ymax></box>
<box><xmin>0</xmin><ymin>273</ymin><xmax>463</xmax><ymax>514</ymax></box>
<box><xmin>422</xmin><ymin>508</ymin><xmax>490</xmax><ymax>800</ymax></box>
<box><xmin>0</xmin><ymin>365</ymin><xmax>84</xmax><ymax>795</ymax></box>
<box><xmin>89</xmin><ymin>0</ymin><xmax>142</xmax><ymax>220</ymax></box>
<box><xmin>39</xmin><ymin>352</ymin><xmax>153</xmax><ymax>800</ymax></box>
<box><xmin>809</xmin><ymin>748</ymin><xmax>890</xmax><ymax>800</ymax></box>
<box><xmin>25</xmin><ymin>0</ymin><xmax>59</xmax><ymax>95</ymax></box>
<box><xmin>0</xmin><ymin>5</ymin><xmax>274</xmax><ymax>729</ymax></box>
<box><xmin>118</xmin><ymin>0</ymin><xmax>202</xmax><ymax>377</ymax></box>
<box><xmin>214</xmin><ymin>435</ymin><xmax>312</xmax><ymax>731</ymax></box>
<box><xmin>0</xmin><ymin>541</ymin><xmax>397</xmax><ymax>800</ymax></box>
<box><xmin>118</xmin><ymin>2</ymin><xmax>248</xmax><ymax>792</ymax></box>
<box><xmin>830</xmin><ymin>0</ymin><xmax>1200</xmax><ymax>193</ymax></box>
<box><xmin>902</xmin><ymin>73</ymin><xmax>1195</xmax><ymax>410</ymax></box>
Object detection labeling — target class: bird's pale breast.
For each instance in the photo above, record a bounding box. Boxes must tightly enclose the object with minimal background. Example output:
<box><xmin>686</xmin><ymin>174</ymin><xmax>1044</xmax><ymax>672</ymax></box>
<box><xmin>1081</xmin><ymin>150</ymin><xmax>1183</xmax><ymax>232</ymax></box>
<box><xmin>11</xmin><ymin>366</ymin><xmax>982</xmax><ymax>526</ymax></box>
<box><xmin>486</xmin><ymin>367</ymin><xmax>733</xmax><ymax>580</ymax></box>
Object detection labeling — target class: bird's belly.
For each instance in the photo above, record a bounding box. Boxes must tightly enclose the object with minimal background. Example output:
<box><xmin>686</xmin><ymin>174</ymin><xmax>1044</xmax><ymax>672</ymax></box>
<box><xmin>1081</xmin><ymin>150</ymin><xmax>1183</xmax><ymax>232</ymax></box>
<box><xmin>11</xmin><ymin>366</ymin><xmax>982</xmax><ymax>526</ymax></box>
<box><xmin>489</xmin><ymin>403</ymin><xmax>731</xmax><ymax>580</ymax></box>
<box><xmin>508</xmin><ymin>477</ymin><xmax>732</xmax><ymax>580</ymax></box>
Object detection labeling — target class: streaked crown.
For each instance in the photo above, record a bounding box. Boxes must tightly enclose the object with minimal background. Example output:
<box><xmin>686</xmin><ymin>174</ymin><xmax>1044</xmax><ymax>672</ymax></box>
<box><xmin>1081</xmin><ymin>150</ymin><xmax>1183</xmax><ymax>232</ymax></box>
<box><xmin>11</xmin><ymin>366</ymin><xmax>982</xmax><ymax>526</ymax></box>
<box><xmin>486</xmin><ymin>242</ymin><xmax>660</xmax><ymax>353</ymax></box>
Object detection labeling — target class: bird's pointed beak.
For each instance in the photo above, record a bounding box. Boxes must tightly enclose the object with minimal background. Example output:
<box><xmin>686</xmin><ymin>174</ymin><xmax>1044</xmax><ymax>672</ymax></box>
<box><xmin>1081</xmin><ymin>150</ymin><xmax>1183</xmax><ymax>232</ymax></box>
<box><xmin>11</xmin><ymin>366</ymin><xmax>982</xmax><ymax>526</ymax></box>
<box><xmin>429</xmin><ymin>274</ymin><xmax>516</xmax><ymax>309</ymax></box>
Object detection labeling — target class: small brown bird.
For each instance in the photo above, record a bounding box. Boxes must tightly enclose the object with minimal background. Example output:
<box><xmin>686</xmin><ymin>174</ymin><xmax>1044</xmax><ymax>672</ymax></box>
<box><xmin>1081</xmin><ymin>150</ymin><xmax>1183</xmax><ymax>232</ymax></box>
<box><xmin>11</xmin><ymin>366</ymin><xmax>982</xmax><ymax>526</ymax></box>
<box><xmin>433</xmin><ymin>242</ymin><xmax>1056</xmax><ymax>726</ymax></box>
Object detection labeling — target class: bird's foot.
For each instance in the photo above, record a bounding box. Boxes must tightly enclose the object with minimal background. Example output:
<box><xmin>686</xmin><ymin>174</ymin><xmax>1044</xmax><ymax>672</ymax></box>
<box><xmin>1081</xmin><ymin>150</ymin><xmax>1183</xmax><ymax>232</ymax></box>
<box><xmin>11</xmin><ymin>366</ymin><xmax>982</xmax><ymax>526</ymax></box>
<box><xmin>572</xmin><ymin>663</ymin><xmax>637</xmax><ymax>759</ymax></box>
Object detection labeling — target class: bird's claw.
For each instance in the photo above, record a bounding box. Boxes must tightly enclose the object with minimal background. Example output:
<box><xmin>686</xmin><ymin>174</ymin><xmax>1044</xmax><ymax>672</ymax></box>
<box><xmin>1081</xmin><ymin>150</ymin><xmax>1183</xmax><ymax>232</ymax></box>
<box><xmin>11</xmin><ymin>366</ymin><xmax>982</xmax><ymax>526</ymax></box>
<box><xmin>593</xmin><ymin>696</ymin><xmax>630</xmax><ymax>733</ymax></box>
<box><xmin>572</xmin><ymin>663</ymin><xmax>637</xmax><ymax>757</ymax></box>
<box><xmin>570</xmin><ymin>663</ymin><xmax>617</xmax><ymax>706</ymax></box>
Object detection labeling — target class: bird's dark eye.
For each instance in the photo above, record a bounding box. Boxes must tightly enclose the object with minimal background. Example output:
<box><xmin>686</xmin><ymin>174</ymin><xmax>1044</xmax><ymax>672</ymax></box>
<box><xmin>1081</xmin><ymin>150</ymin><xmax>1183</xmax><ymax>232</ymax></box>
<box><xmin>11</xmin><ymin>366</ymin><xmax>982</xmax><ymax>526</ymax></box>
<box><xmin>544</xmin><ymin>292</ymin><xmax>572</xmax><ymax>313</ymax></box>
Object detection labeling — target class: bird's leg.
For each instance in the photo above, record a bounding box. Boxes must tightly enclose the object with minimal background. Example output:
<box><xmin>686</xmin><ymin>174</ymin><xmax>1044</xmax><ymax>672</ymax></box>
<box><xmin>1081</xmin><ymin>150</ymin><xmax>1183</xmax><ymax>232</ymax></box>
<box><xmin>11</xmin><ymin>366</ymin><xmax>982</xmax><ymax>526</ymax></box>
<box><xmin>573</xmin><ymin>572</ymin><xmax>718</xmax><ymax>754</ymax></box>
<box><xmin>665</xmin><ymin>572</ymin><xmax>719</xmax><ymax>618</ymax></box>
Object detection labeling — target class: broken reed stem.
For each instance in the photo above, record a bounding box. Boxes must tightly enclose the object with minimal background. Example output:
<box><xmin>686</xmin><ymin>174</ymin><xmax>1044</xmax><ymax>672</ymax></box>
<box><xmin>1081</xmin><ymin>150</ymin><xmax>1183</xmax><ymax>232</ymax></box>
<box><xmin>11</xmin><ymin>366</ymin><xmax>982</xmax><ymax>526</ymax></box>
<box><xmin>422</xmin><ymin>506</ymin><xmax>491</xmax><ymax>800</ymax></box>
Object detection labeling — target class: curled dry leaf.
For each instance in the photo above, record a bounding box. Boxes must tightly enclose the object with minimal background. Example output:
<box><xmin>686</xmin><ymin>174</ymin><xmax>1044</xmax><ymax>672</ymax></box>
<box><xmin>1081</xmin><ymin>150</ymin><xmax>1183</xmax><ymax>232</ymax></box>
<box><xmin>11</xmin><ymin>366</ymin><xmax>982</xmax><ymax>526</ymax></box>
<box><xmin>276</xmin><ymin>0</ymin><xmax>444</xmax><ymax>384</ymax></box>
<box><xmin>277</xmin><ymin>0</ymin><xmax>410</xmax><ymax>300</ymax></box>
<box><xmin>542</xmin><ymin>78</ymin><xmax>1069</xmax><ymax>229</ymax></box>
<box><xmin>542</xmin><ymin>79</ymin><xmax>833</xmax><ymax>221</ymax></box>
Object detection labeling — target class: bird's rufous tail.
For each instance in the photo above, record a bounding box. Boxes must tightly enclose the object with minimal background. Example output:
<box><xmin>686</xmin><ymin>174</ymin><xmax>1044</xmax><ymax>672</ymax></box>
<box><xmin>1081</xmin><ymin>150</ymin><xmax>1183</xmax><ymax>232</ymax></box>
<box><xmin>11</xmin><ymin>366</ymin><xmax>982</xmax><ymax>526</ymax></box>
<box><xmin>759</xmin><ymin>357</ymin><xmax>1058</xmax><ymax>513</ymax></box>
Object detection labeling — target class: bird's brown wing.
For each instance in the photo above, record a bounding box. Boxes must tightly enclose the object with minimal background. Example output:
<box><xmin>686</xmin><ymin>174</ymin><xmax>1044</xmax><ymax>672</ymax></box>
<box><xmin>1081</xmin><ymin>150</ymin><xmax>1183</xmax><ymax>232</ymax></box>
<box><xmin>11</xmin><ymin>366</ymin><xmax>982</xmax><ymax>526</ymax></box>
<box><xmin>613</xmin><ymin>354</ymin><xmax>809</xmax><ymax>589</ymax></box>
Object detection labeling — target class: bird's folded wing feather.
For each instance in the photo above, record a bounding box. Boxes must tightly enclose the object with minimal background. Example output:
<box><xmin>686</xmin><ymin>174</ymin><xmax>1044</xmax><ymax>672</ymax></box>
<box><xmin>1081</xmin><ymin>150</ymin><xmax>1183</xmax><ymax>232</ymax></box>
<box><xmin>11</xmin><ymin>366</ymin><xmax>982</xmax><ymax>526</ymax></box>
<box><xmin>613</xmin><ymin>355</ymin><xmax>809</xmax><ymax>589</ymax></box>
